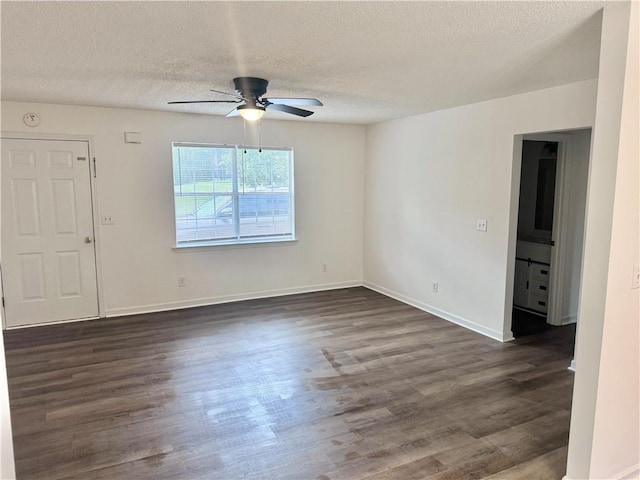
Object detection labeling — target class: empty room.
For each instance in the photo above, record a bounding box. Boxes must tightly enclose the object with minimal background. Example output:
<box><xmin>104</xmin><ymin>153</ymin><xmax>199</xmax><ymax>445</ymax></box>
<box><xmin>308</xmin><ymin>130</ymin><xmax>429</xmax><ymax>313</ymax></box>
<box><xmin>0</xmin><ymin>1</ymin><xmax>638</xmax><ymax>479</ymax></box>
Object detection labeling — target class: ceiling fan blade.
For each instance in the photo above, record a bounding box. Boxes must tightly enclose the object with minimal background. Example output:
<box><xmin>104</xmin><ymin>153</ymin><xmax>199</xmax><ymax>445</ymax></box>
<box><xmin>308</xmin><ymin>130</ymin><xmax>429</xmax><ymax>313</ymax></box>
<box><xmin>168</xmin><ymin>100</ymin><xmax>240</xmax><ymax>104</ymax></box>
<box><xmin>210</xmin><ymin>88</ymin><xmax>244</xmax><ymax>99</ymax></box>
<box><xmin>264</xmin><ymin>98</ymin><xmax>323</xmax><ymax>106</ymax></box>
<box><xmin>226</xmin><ymin>108</ymin><xmax>241</xmax><ymax>117</ymax></box>
<box><xmin>266</xmin><ymin>103</ymin><xmax>314</xmax><ymax>117</ymax></box>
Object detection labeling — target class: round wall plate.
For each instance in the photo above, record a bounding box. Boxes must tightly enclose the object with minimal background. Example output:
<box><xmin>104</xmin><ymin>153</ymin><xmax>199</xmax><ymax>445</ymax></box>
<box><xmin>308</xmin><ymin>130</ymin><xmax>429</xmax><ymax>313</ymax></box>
<box><xmin>23</xmin><ymin>113</ymin><xmax>40</xmax><ymax>127</ymax></box>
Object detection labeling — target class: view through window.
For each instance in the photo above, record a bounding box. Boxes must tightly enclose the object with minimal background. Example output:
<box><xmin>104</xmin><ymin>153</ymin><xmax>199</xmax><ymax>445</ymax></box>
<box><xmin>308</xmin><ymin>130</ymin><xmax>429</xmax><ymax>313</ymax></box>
<box><xmin>172</xmin><ymin>143</ymin><xmax>294</xmax><ymax>246</ymax></box>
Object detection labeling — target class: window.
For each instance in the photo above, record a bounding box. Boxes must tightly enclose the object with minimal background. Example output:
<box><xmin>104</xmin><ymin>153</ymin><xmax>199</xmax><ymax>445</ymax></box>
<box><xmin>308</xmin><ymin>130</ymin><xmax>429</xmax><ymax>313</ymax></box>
<box><xmin>172</xmin><ymin>143</ymin><xmax>294</xmax><ymax>247</ymax></box>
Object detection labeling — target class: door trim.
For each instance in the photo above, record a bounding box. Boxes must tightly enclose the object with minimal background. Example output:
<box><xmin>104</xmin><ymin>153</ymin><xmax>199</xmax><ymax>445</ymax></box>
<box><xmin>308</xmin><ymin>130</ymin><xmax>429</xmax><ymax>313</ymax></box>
<box><xmin>0</xmin><ymin>132</ymin><xmax>106</xmax><ymax>321</ymax></box>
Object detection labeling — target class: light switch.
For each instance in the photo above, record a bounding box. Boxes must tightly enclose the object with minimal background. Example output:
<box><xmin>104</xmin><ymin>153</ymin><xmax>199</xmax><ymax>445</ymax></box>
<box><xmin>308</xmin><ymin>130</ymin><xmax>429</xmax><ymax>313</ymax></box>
<box><xmin>633</xmin><ymin>264</ymin><xmax>640</xmax><ymax>290</ymax></box>
<box><xmin>476</xmin><ymin>219</ymin><xmax>488</xmax><ymax>232</ymax></box>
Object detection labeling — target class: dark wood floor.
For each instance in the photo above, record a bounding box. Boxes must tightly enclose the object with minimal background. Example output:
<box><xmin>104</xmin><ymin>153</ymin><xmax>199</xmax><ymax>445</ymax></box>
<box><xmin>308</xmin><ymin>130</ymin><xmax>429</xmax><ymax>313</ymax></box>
<box><xmin>4</xmin><ymin>287</ymin><xmax>576</xmax><ymax>480</ymax></box>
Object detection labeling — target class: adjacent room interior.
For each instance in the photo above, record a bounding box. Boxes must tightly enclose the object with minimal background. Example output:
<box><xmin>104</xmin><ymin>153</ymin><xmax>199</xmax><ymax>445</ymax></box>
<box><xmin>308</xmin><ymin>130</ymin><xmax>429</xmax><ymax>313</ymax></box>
<box><xmin>0</xmin><ymin>2</ymin><xmax>638</xmax><ymax>480</ymax></box>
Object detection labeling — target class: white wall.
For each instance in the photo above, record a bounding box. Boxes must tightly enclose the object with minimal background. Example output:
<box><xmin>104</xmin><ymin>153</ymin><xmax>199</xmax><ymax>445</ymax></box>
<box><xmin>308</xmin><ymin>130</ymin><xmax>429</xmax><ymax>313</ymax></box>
<box><xmin>0</xmin><ymin>103</ymin><xmax>365</xmax><ymax>316</ymax></box>
<box><xmin>566</xmin><ymin>2</ymin><xmax>639</xmax><ymax>479</ymax></box>
<box><xmin>589</xmin><ymin>1</ymin><xmax>639</xmax><ymax>477</ymax></box>
<box><xmin>0</xmin><ymin>325</ymin><xmax>15</xmax><ymax>479</ymax></box>
<box><xmin>0</xmin><ymin>168</ymin><xmax>15</xmax><ymax>478</ymax></box>
<box><xmin>363</xmin><ymin>80</ymin><xmax>597</xmax><ymax>341</ymax></box>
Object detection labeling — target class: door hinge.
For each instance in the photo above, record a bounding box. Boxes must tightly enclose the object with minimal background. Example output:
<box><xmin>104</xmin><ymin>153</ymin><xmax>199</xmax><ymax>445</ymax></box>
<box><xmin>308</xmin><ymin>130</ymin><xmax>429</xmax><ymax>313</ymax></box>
<box><xmin>93</xmin><ymin>157</ymin><xmax>97</xmax><ymax>178</ymax></box>
<box><xmin>2</xmin><ymin>297</ymin><xmax>4</xmax><ymax>307</ymax></box>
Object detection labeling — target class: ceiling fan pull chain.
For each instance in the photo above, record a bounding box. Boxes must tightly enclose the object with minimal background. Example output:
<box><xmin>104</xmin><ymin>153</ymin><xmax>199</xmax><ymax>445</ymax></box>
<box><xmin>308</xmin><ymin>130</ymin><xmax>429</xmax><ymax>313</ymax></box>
<box><xmin>243</xmin><ymin>118</ymin><xmax>247</xmax><ymax>154</ymax></box>
<box><xmin>240</xmin><ymin>147</ymin><xmax>245</xmax><ymax>195</ymax></box>
<box><xmin>259</xmin><ymin>118</ymin><xmax>262</xmax><ymax>153</ymax></box>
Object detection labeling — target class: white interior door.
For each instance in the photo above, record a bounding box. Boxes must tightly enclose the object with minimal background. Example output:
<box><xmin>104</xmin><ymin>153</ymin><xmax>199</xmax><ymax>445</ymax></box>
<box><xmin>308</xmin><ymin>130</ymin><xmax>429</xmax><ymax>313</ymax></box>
<box><xmin>1</xmin><ymin>138</ymin><xmax>98</xmax><ymax>327</ymax></box>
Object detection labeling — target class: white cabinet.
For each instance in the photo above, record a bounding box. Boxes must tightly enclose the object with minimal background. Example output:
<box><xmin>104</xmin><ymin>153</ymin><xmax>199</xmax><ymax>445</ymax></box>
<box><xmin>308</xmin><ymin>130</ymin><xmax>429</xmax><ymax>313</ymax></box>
<box><xmin>514</xmin><ymin>259</ymin><xmax>550</xmax><ymax>314</ymax></box>
<box><xmin>514</xmin><ymin>241</ymin><xmax>551</xmax><ymax>315</ymax></box>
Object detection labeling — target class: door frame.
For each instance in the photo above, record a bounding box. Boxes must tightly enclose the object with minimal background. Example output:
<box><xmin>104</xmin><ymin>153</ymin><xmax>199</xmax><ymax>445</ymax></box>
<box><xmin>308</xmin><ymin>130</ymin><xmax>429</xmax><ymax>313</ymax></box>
<box><xmin>504</xmin><ymin>131</ymin><xmax>574</xmax><ymax>336</ymax></box>
<box><xmin>0</xmin><ymin>132</ymin><xmax>106</xmax><ymax>327</ymax></box>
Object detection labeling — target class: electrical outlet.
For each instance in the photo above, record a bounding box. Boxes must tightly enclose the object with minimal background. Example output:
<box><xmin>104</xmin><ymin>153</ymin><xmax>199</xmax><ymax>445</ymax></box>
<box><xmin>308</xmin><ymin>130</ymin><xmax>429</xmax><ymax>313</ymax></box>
<box><xmin>322</xmin><ymin>263</ymin><xmax>328</xmax><ymax>273</ymax></box>
<box><xmin>633</xmin><ymin>265</ymin><xmax>640</xmax><ymax>290</ymax></box>
<box><xmin>178</xmin><ymin>276</ymin><xmax>186</xmax><ymax>288</ymax></box>
<box><xmin>476</xmin><ymin>219</ymin><xmax>487</xmax><ymax>232</ymax></box>
<box><xmin>101</xmin><ymin>214</ymin><xmax>114</xmax><ymax>225</ymax></box>
<box><xmin>432</xmin><ymin>281</ymin><xmax>439</xmax><ymax>293</ymax></box>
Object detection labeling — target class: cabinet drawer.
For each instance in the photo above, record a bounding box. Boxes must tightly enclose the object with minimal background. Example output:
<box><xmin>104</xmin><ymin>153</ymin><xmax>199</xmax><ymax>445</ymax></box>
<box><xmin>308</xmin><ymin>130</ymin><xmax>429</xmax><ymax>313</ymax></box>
<box><xmin>530</xmin><ymin>279</ymin><xmax>549</xmax><ymax>296</ymax></box>
<box><xmin>531</xmin><ymin>264</ymin><xmax>550</xmax><ymax>281</ymax></box>
<box><xmin>529</xmin><ymin>293</ymin><xmax>549</xmax><ymax>313</ymax></box>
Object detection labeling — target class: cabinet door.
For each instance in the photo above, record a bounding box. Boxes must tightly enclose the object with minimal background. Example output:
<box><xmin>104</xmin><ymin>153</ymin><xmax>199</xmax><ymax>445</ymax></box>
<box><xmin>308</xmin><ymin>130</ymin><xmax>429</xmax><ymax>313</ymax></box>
<box><xmin>514</xmin><ymin>260</ymin><xmax>529</xmax><ymax>308</ymax></box>
<box><xmin>531</xmin><ymin>263</ymin><xmax>550</xmax><ymax>282</ymax></box>
<box><xmin>529</xmin><ymin>293</ymin><xmax>549</xmax><ymax>313</ymax></box>
<box><xmin>529</xmin><ymin>279</ymin><xmax>549</xmax><ymax>297</ymax></box>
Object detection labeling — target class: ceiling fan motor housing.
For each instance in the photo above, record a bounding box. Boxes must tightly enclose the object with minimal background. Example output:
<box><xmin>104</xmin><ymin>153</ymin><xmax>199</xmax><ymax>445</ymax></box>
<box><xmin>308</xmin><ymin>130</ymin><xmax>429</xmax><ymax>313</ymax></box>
<box><xmin>233</xmin><ymin>77</ymin><xmax>269</xmax><ymax>101</ymax></box>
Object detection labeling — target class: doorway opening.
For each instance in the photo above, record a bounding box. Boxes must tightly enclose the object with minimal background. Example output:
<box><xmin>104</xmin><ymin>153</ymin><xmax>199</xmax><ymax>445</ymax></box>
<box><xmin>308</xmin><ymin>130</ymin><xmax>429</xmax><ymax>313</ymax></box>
<box><xmin>512</xmin><ymin>140</ymin><xmax>558</xmax><ymax>335</ymax></box>
<box><xmin>507</xmin><ymin>130</ymin><xmax>591</xmax><ymax>339</ymax></box>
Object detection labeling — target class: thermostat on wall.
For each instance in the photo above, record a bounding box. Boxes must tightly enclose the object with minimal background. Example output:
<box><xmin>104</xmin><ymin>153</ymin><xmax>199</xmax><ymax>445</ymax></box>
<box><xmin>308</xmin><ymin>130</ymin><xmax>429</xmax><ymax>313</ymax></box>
<box><xmin>23</xmin><ymin>113</ymin><xmax>40</xmax><ymax>127</ymax></box>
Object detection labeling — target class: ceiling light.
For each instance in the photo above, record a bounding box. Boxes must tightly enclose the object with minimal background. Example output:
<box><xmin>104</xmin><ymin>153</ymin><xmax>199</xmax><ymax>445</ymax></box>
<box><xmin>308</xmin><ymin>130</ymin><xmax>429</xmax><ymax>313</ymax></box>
<box><xmin>238</xmin><ymin>105</ymin><xmax>265</xmax><ymax>121</ymax></box>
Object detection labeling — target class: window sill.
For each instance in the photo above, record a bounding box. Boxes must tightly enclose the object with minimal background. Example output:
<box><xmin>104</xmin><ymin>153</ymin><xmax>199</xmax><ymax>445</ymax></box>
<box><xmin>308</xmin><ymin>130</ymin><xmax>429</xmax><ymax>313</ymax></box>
<box><xmin>172</xmin><ymin>236</ymin><xmax>297</xmax><ymax>252</ymax></box>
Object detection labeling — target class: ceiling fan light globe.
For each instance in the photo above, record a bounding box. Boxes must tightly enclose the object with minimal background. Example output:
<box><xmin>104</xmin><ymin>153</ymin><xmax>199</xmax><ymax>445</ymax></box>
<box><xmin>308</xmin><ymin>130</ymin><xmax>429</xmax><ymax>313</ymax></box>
<box><xmin>238</xmin><ymin>105</ymin><xmax>265</xmax><ymax>121</ymax></box>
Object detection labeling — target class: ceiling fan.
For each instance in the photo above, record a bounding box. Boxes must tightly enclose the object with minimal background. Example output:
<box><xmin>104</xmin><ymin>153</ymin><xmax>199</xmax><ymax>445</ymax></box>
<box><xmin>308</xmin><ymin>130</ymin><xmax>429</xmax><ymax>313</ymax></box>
<box><xmin>168</xmin><ymin>77</ymin><xmax>323</xmax><ymax>121</ymax></box>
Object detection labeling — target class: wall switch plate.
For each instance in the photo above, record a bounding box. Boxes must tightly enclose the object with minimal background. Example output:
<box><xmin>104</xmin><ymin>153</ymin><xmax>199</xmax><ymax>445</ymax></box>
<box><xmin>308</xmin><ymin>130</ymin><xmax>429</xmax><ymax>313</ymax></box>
<box><xmin>432</xmin><ymin>281</ymin><xmax>439</xmax><ymax>293</ymax></box>
<box><xmin>476</xmin><ymin>219</ymin><xmax>488</xmax><ymax>232</ymax></box>
<box><xmin>322</xmin><ymin>263</ymin><xmax>328</xmax><ymax>273</ymax></box>
<box><xmin>101</xmin><ymin>214</ymin><xmax>114</xmax><ymax>225</ymax></box>
<box><xmin>633</xmin><ymin>265</ymin><xmax>640</xmax><ymax>290</ymax></box>
<box><xmin>178</xmin><ymin>276</ymin><xmax>186</xmax><ymax>288</ymax></box>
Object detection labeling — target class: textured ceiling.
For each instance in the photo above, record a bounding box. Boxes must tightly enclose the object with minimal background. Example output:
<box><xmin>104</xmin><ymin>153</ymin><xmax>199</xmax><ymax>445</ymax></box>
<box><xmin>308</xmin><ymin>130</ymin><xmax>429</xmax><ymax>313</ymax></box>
<box><xmin>1</xmin><ymin>1</ymin><xmax>604</xmax><ymax>125</ymax></box>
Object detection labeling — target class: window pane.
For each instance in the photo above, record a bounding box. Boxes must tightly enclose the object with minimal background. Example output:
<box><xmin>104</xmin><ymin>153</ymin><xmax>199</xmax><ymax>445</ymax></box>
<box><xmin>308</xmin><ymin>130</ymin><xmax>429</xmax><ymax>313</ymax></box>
<box><xmin>173</xmin><ymin>144</ymin><xmax>293</xmax><ymax>246</ymax></box>
<box><xmin>271</xmin><ymin>156</ymin><xmax>290</xmax><ymax>189</ymax></box>
<box><xmin>238</xmin><ymin>149</ymin><xmax>290</xmax><ymax>192</ymax></box>
<box><xmin>238</xmin><ymin>193</ymin><xmax>292</xmax><ymax>238</ymax></box>
<box><xmin>212</xmin><ymin>150</ymin><xmax>233</xmax><ymax>193</ymax></box>
<box><xmin>175</xmin><ymin>194</ymin><xmax>235</xmax><ymax>243</ymax></box>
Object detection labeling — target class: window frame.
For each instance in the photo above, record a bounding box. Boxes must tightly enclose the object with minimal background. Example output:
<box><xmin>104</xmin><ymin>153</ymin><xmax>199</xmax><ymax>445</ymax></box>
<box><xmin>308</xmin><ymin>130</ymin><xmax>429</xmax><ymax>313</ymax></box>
<box><xmin>172</xmin><ymin>142</ymin><xmax>296</xmax><ymax>249</ymax></box>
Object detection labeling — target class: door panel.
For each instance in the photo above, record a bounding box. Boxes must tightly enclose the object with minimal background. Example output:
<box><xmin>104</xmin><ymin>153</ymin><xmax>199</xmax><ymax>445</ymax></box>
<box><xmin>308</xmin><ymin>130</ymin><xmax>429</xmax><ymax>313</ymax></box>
<box><xmin>56</xmin><ymin>251</ymin><xmax>82</xmax><ymax>297</ymax></box>
<box><xmin>12</xmin><ymin>179</ymin><xmax>40</xmax><ymax>236</ymax></box>
<box><xmin>2</xmin><ymin>138</ymin><xmax>98</xmax><ymax>327</ymax></box>
<box><xmin>51</xmin><ymin>179</ymin><xmax>78</xmax><ymax>235</ymax></box>
<box><xmin>19</xmin><ymin>253</ymin><xmax>45</xmax><ymax>300</ymax></box>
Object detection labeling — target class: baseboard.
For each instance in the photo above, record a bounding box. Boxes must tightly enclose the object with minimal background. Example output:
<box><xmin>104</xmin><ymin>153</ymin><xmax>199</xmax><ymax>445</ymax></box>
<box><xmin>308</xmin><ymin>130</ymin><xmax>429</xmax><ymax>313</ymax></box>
<box><xmin>5</xmin><ymin>315</ymin><xmax>100</xmax><ymax>330</ymax></box>
<box><xmin>617</xmin><ymin>464</ymin><xmax>640</xmax><ymax>479</ymax></box>
<box><xmin>7</xmin><ymin>281</ymin><xmax>523</xmax><ymax>345</ymax></box>
<box><xmin>363</xmin><ymin>281</ymin><xmax>508</xmax><ymax>342</ymax></box>
<box><xmin>561</xmin><ymin>314</ymin><xmax>577</xmax><ymax>325</ymax></box>
<box><xmin>568</xmin><ymin>358</ymin><xmax>576</xmax><ymax>372</ymax></box>
<box><xmin>563</xmin><ymin>464</ymin><xmax>640</xmax><ymax>480</ymax></box>
<box><xmin>105</xmin><ymin>280</ymin><xmax>362</xmax><ymax>318</ymax></box>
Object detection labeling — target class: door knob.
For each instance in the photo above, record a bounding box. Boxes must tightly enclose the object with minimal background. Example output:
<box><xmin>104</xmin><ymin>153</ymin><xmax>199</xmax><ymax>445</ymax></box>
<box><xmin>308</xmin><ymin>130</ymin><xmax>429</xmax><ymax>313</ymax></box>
<box><xmin>84</xmin><ymin>236</ymin><xmax>93</xmax><ymax>244</ymax></box>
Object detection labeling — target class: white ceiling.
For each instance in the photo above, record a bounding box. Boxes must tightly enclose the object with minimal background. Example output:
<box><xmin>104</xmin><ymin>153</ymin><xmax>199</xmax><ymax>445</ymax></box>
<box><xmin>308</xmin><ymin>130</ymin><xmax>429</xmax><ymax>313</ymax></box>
<box><xmin>1</xmin><ymin>1</ymin><xmax>604</xmax><ymax>125</ymax></box>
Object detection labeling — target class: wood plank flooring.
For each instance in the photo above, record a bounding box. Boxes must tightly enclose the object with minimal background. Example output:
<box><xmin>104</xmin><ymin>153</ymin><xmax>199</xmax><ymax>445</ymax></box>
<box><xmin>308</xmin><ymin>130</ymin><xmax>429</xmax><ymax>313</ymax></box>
<box><xmin>3</xmin><ymin>287</ymin><xmax>576</xmax><ymax>479</ymax></box>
